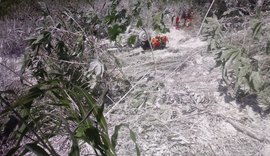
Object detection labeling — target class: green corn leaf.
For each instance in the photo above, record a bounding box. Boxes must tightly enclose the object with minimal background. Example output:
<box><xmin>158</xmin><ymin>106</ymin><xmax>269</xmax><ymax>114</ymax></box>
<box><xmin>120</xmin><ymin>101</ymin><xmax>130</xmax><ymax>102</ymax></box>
<box><xmin>32</xmin><ymin>34</ymin><xmax>45</xmax><ymax>45</ymax></box>
<box><xmin>152</xmin><ymin>11</ymin><xmax>169</xmax><ymax>33</ymax></box>
<box><xmin>221</xmin><ymin>47</ymin><xmax>239</xmax><ymax>62</ymax></box>
<box><xmin>108</xmin><ymin>24</ymin><xmax>124</xmax><ymax>40</ymax></box>
<box><xmin>16</xmin><ymin>115</ymin><xmax>43</xmax><ymax>147</ymax></box>
<box><xmin>99</xmin><ymin>131</ymin><xmax>115</xmax><ymax>155</ymax></box>
<box><xmin>233</xmin><ymin>59</ymin><xmax>242</xmax><ymax>75</ymax></box>
<box><xmin>56</xmin><ymin>40</ymin><xmax>69</xmax><ymax>60</ymax></box>
<box><xmin>229</xmin><ymin>50</ymin><xmax>241</xmax><ymax>62</ymax></box>
<box><xmin>0</xmin><ymin>86</ymin><xmax>44</xmax><ymax>116</ymax></box>
<box><xmin>127</xmin><ymin>35</ymin><xmax>137</xmax><ymax>46</ymax></box>
<box><xmin>19</xmin><ymin>148</ymin><xmax>30</xmax><ymax>156</ymax></box>
<box><xmin>66</xmin><ymin>89</ymin><xmax>86</xmax><ymax>118</ymax></box>
<box><xmin>111</xmin><ymin>124</ymin><xmax>140</xmax><ymax>156</ymax></box>
<box><xmin>136</xmin><ymin>18</ymin><xmax>143</xmax><ymax>28</ymax></box>
<box><xmin>75</xmin><ymin>124</ymin><xmax>90</xmax><ymax>139</ymax></box>
<box><xmin>32</xmin><ymin>31</ymin><xmax>51</xmax><ymax>45</ymax></box>
<box><xmin>241</xmin><ymin>77</ymin><xmax>250</xmax><ymax>93</ymax></box>
<box><xmin>73</xmin><ymin>86</ymin><xmax>108</xmax><ymax>131</ymax></box>
<box><xmin>249</xmin><ymin>71</ymin><xmax>264</xmax><ymax>92</ymax></box>
<box><xmin>234</xmin><ymin>80</ymin><xmax>240</xmax><ymax>94</ymax></box>
<box><xmin>111</xmin><ymin>124</ymin><xmax>122</xmax><ymax>148</ymax></box>
<box><xmin>5</xmin><ymin>146</ymin><xmax>21</xmax><ymax>156</ymax></box>
<box><xmin>38</xmin><ymin>2</ymin><xmax>50</xmax><ymax>16</ymax></box>
<box><xmin>97</xmin><ymin>103</ymin><xmax>105</xmax><ymax>126</ymax></box>
<box><xmin>129</xmin><ymin>129</ymin><xmax>140</xmax><ymax>156</ymax></box>
<box><xmin>69</xmin><ymin>142</ymin><xmax>80</xmax><ymax>156</ymax></box>
<box><xmin>84</xmin><ymin>127</ymin><xmax>105</xmax><ymax>153</ymax></box>
<box><xmin>25</xmin><ymin>143</ymin><xmax>50</xmax><ymax>156</ymax></box>
<box><xmin>252</xmin><ymin>21</ymin><xmax>262</xmax><ymax>40</ymax></box>
<box><xmin>20</xmin><ymin>53</ymin><xmax>32</xmax><ymax>75</ymax></box>
<box><xmin>238</xmin><ymin>66</ymin><xmax>251</xmax><ymax>78</ymax></box>
<box><xmin>221</xmin><ymin>66</ymin><xmax>229</xmax><ymax>84</ymax></box>
<box><xmin>59</xmin><ymin>117</ymin><xmax>79</xmax><ymax>156</ymax></box>
<box><xmin>15</xmin><ymin>87</ymin><xmax>44</xmax><ymax>107</ymax></box>
<box><xmin>50</xmin><ymin>90</ymin><xmax>70</xmax><ymax>107</ymax></box>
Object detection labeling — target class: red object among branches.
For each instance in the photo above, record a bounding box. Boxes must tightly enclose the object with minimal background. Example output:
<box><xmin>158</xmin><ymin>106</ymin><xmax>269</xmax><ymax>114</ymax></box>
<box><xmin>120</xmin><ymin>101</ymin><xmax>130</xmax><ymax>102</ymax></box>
<box><xmin>151</xmin><ymin>35</ymin><xmax>169</xmax><ymax>49</ymax></box>
<box><xmin>174</xmin><ymin>8</ymin><xmax>194</xmax><ymax>29</ymax></box>
<box><xmin>175</xmin><ymin>16</ymin><xmax>180</xmax><ymax>29</ymax></box>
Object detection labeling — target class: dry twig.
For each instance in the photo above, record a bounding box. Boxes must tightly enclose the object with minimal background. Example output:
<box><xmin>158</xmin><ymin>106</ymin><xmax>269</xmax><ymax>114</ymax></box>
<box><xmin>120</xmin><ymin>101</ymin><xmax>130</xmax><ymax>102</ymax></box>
<box><xmin>0</xmin><ymin>62</ymin><xmax>33</xmax><ymax>86</ymax></box>
<box><xmin>197</xmin><ymin>0</ymin><xmax>216</xmax><ymax>36</ymax></box>
<box><xmin>105</xmin><ymin>72</ymin><xmax>149</xmax><ymax>117</ymax></box>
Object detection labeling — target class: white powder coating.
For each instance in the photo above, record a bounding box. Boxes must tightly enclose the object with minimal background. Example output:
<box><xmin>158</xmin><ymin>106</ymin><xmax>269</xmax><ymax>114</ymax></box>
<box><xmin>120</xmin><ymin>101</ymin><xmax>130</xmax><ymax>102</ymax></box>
<box><xmin>4</xmin><ymin>25</ymin><xmax>267</xmax><ymax>156</ymax></box>
<box><xmin>139</xmin><ymin>31</ymin><xmax>148</xmax><ymax>41</ymax></box>
<box><xmin>165</xmin><ymin>28</ymin><xmax>207</xmax><ymax>50</ymax></box>
<box><xmin>109</xmin><ymin>26</ymin><xmax>270</xmax><ymax>156</ymax></box>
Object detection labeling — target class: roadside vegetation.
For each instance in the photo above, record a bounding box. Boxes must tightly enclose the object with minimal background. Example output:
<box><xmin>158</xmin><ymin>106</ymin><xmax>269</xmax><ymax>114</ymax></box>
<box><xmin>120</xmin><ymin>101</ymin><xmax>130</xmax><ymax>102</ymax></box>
<box><xmin>1</xmin><ymin>0</ymin><xmax>270</xmax><ymax>155</ymax></box>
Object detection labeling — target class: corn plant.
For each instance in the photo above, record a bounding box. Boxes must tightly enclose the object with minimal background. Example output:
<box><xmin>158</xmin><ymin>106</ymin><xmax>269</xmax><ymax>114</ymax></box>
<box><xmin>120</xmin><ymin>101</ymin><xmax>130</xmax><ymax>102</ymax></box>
<box><xmin>0</xmin><ymin>2</ymin><xmax>141</xmax><ymax>155</ymax></box>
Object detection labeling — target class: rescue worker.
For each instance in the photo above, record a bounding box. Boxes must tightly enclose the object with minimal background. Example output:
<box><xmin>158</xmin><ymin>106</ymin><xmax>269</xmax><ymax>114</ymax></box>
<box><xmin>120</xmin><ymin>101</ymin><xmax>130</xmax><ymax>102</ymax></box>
<box><xmin>185</xmin><ymin>8</ymin><xmax>194</xmax><ymax>27</ymax></box>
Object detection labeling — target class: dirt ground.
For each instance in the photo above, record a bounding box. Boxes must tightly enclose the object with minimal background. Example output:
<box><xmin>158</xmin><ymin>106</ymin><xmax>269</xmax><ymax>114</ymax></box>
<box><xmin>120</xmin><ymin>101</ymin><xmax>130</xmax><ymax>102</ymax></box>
<box><xmin>103</xmin><ymin>27</ymin><xmax>270</xmax><ymax>156</ymax></box>
<box><xmin>1</xmin><ymin>18</ymin><xmax>270</xmax><ymax>156</ymax></box>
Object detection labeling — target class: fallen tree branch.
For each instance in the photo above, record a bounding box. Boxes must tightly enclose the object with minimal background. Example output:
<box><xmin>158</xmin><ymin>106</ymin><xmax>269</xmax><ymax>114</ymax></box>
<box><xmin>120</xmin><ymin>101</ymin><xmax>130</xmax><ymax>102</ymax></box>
<box><xmin>226</xmin><ymin>118</ymin><xmax>270</xmax><ymax>143</ymax></box>
<box><xmin>210</xmin><ymin>113</ymin><xmax>270</xmax><ymax>143</ymax></box>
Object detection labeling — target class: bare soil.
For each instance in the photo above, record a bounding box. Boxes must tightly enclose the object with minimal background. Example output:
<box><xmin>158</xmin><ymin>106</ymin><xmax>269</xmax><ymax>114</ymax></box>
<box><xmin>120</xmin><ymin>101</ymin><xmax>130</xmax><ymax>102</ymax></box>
<box><xmin>104</xmin><ymin>28</ymin><xmax>270</xmax><ymax>156</ymax></box>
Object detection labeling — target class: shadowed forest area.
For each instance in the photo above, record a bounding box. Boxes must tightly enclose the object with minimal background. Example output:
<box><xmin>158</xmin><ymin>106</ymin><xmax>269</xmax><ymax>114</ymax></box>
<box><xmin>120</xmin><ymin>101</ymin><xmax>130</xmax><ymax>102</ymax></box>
<box><xmin>1</xmin><ymin>0</ymin><xmax>270</xmax><ymax>155</ymax></box>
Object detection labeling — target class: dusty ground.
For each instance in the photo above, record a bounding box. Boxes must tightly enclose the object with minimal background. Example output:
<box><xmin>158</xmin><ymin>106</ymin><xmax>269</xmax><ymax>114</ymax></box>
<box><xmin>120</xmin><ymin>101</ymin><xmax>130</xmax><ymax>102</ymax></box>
<box><xmin>0</xmin><ymin>1</ymin><xmax>269</xmax><ymax>155</ymax></box>
<box><xmin>1</xmin><ymin>18</ymin><xmax>270</xmax><ymax>156</ymax></box>
<box><xmin>103</xmin><ymin>28</ymin><xmax>270</xmax><ymax>156</ymax></box>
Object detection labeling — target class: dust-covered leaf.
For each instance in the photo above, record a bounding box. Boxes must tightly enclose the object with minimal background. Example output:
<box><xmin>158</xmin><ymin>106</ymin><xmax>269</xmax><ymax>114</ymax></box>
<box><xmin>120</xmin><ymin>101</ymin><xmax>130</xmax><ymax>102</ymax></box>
<box><xmin>5</xmin><ymin>146</ymin><xmax>21</xmax><ymax>156</ymax></box>
<box><xmin>250</xmin><ymin>71</ymin><xmax>264</xmax><ymax>91</ymax></box>
<box><xmin>136</xmin><ymin>18</ymin><xmax>143</xmax><ymax>28</ymax></box>
<box><xmin>111</xmin><ymin>124</ymin><xmax>140</xmax><ymax>156</ymax></box>
<box><xmin>89</xmin><ymin>59</ymin><xmax>104</xmax><ymax>77</ymax></box>
<box><xmin>127</xmin><ymin>35</ymin><xmax>137</xmax><ymax>46</ymax></box>
<box><xmin>38</xmin><ymin>2</ymin><xmax>50</xmax><ymax>16</ymax></box>
<box><xmin>25</xmin><ymin>143</ymin><xmax>50</xmax><ymax>156</ymax></box>
<box><xmin>252</xmin><ymin>20</ymin><xmax>263</xmax><ymax>40</ymax></box>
